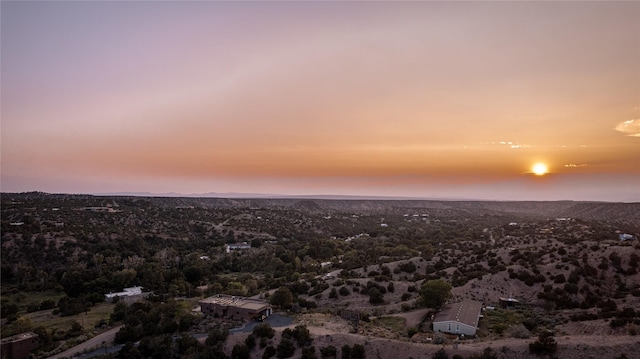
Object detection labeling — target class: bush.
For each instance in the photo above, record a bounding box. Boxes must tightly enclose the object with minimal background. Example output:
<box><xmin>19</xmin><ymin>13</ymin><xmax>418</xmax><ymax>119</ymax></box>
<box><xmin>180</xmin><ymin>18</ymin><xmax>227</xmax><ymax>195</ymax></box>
<box><xmin>263</xmin><ymin>345</ymin><xmax>276</xmax><ymax>359</ymax></box>
<box><xmin>276</xmin><ymin>339</ymin><xmax>295</xmax><ymax>358</ymax></box>
<box><xmin>320</xmin><ymin>345</ymin><xmax>337</xmax><ymax>358</ymax></box>
<box><xmin>529</xmin><ymin>331</ymin><xmax>557</xmax><ymax>356</ymax></box>
<box><xmin>508</xmin><ymin>324</ymin><xmax>531</xmax><ymax>339</ymax></box>
<box><xmin>341</xmin><ymin>344</ymin><xmax>351</xmax><ymax>359</ymax></box>
<box><xmin>329</xmin><ymin>288</ymin><xmax>338</xmax><ymax>299</ymax></box>
<box><xmin>468</xmin><ymin>348</ymin><xmax>498</xmax><ymax>359</ymax></box>
<box><xmin>253</xmin><ymin>323</ymin><xmax>276</xmax><ymax>339</ymax></box>
<box><xmin>351</xmin><ymin>344</ymin><xmax>365</xmax><ymax>359</ymax></box>
<box><xmin>232</xmin><ymin>344</ymin><xmax>251</xmax><ymax>359</ymax></box>
<box><xmin>302</xmin><ymin>347</ymin><xmax>317</xmax><ymax>359</ymax></box>
<box><xmin>399</xmin><ymin>262</ymin><xmax>417</xmax><ymax>273</ymax></box>
<box><xmin>245</xmin><ymin>334</ymin><xmax>256</xmax><ymax>349</ymax></box>
<box><xmin>432</xmin><ymin>348</ymin><xmax>449</xmax><ymax>359</ymax></box>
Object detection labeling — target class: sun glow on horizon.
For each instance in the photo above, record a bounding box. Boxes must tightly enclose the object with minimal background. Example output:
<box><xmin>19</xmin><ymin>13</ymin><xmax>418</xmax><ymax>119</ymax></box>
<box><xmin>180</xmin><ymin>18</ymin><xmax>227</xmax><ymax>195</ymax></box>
<box><xmin>532</xmin><ymin>163</ymin><xmax>549</xmax><ymax>176</ymax></box>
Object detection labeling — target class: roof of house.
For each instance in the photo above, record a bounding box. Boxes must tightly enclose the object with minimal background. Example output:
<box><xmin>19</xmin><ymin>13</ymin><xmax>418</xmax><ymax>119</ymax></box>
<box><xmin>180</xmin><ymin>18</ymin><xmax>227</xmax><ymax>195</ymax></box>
<box><xmin>199</xmin><ymin>295</ymin><xmax>270</xmax><ymax>311</ymax></box>
<box><xmin>433</xmin><ymin>299</ymin><xmax>482</xmax><ymax>328</ymax></box>
<box><xmin>0</xmin><ymin>332</ymin><xmax>38</xmax><ymax>344</ymax></box>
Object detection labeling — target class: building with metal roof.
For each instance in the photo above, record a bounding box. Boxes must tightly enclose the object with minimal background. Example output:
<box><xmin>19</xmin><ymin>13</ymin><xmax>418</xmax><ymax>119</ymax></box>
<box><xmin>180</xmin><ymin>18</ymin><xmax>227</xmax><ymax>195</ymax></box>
<box><xmin>199</xmin><ymin>294</ymin><xmax>272</xmax><ymax>321</ymax></box>
<box><xmin>432</xmin><ymin>299</ymin><xmax>482</xmax><ymax>336</ymax></box>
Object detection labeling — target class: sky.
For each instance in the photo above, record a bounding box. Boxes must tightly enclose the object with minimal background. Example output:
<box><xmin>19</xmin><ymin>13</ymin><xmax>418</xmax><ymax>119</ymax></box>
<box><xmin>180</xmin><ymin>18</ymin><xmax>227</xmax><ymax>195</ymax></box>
<box><xmin>1</xmin><ymin>1</ymin><xmax>639</xmax><ymax>202</ymax></box>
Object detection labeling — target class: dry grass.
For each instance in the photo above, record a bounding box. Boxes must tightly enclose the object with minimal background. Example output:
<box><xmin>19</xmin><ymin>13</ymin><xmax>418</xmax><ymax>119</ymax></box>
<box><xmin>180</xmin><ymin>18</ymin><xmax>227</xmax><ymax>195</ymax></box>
<box><xmin>24</xmin><ymin>302</ymin><xmax>114</xmax><ymax>332</ymax></box>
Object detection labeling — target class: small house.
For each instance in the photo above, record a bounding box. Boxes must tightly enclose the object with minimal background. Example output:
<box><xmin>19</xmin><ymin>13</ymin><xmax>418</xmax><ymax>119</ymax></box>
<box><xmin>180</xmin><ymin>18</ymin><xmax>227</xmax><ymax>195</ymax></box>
<box><xmin>433</xmin><ymin>299</ymin><xmax>482</xmax><ymax>336</ymax></box>
<box><xmin>199</xmin><ymin>295</ymin><xmax>272</xmax><ymax>321</ymax></box>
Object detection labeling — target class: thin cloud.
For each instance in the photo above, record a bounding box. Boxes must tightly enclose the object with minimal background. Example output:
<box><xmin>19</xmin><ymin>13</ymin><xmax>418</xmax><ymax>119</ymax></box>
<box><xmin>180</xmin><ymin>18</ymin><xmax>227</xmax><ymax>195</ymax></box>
<box><xmin>564</xmin><ymin>163</ymin><xmax>589</xmax><ymax>168</ymax></box>
<box><xmin>615</xmin><ymin>119</ymin><xmax>640</xmax><ymax>137</ymax></box>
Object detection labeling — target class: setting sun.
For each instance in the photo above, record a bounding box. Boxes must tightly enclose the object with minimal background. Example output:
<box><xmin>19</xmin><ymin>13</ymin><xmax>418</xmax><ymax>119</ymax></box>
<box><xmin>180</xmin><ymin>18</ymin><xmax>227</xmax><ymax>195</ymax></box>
<box><xmin>532</xmin><ymin>163</ymin><xmax>549</xmax><ymax>176</ymax></box>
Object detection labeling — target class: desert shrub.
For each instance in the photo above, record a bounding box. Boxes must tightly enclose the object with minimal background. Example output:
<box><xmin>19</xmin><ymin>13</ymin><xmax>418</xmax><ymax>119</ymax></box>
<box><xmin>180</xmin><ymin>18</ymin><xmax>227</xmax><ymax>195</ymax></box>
<box><xmin>276</xmin><ymin>339</ymin><xmax>295</xmax><ymax>358</ymax></box>
<box><xmin>320</xmin><ymin>345</ymin><xmax>337</xmax><ymax>358</ymax></box>
<box><xmin>339</xmin><ymin>287</ymin><xmax>350</xmax><ymax>296</ymax></box>
<box><xmin>399</xmin><ymin>262</ymin><xmax>417</xmax><ymax>273</ymax></box>
<box><xmin>491</xmin><ymin>323</ymin><xmax>508</xmax><ymax>335</ymax></box>
<box><xmin>232</xmin><ymin>343</ymin><xmax>251</xmax><ymax>359</ymax></box>
<box><xmin>245</xmin><ymin>334</ymin><xmax>256</xmax><ymax>349</ymax></box>
<box><xmin>301</xmin><ymin>347</ymin><xmax>317</xmax><ymax>359</ymax></box>
<box><xmin>529</xmin><ymin>331</ymin><xmax>557</xmax><ymax>356</ymax></box>
<box><xmin>387</xmin><ymin>282</ymin><xmax>395</xmax><ymax>293</ymax></box>
<box><xmin>432</xmin><ymin>348</ymin><xmax>449</xmax><ymax>359</ymax></box>
<box><xmin>263</xmin><ymin>345</ymin><xmax>276</xmax><ymax>359</ymax></box>
<box><xmin>341</xmin><ymin>344</ymin><xmax>351</xmax><ymax>359</ymax></box>
<box><xmin>350</xmin><ymin>344</ymin><xmax>365</xmax><ymax>359</ymax></box>
<box><xmin>368</xmin><ymin>288</ymin><xmax>385</xmax><ymax>305</ymax></box>
<box><xmin>253</xmin><ymin>323</ymin><xmax>275</xmax><ymax>339</ymax></box>
<box><xmin>298</xmin><ymin>297</ymin><xmax>317</xmax><ymax>309</ymax></box>
<box><xmin>329</xmin><ymin>288</ymin><xmax>338</xmax><ymax>299</ymax></box>
<box><xmin>570</xmin><ymin>312</ymin><xmax>598</xmax><ymax>322</ymax></box>
<box><xmin>508</xmin><ymin>324</ymin><xmax>531</xmax><ymax>339</ymax></box>
<box><xmin>468</xmin><ymin>348</ymin><xmax>498</xmax><ymax>359</ymax></box>
<box><xmin>610</xmin><ymin>318</ymin><xmax>628</xmax><ymax>328</ymax></box>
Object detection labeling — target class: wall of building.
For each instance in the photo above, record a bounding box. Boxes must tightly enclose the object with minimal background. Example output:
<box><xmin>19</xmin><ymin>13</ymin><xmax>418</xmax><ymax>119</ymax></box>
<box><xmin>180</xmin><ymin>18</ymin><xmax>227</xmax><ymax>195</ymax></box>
<box><xmin>0</xmin><ymin>333</ymin><xmax>39</xmax><ymax>359</ymax></box>
<box><xmin>200</xmin><ymin>303</ymin><xmax>271</xmax><ymax>321</ymax></box>
<box><xmin>433</xmin><ymin>321</ymin><xmax>477</xmax><ymax>336</ymax></box>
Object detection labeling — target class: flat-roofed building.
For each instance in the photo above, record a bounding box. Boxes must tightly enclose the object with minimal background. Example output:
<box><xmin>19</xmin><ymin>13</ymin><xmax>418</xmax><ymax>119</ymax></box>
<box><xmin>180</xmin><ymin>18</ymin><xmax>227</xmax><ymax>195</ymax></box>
<box><xmin>433</xmin><ymin>299</ymin><xmax>482</xmax><ymax>336</ymax></box>
<box><xmin>105</xmin><ymin>286</ymin><xmax>149</xmax><ymax>303</ymax></box>
<box><xmin>499</xmin><ymin>297</ymin><xmax>520</xmax><ymax>308</ymax></box>
<box><xmin>199</xmin><ymin>295</ymin><xmax>272</xmax><ymax>321</ymax></box>
<box><xmin>1</xmin><ymin>332</ymin><xmax>39</xmax><ymax>359</ymax></box>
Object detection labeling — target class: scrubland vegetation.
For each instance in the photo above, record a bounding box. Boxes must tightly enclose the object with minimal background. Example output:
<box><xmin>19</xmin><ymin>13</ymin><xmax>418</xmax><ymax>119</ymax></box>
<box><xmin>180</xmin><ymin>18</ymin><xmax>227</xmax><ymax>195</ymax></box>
<box><xmin>1</xmin><ymin>192</ymin><xmax>639</xmax><ymax>358</ymax></box>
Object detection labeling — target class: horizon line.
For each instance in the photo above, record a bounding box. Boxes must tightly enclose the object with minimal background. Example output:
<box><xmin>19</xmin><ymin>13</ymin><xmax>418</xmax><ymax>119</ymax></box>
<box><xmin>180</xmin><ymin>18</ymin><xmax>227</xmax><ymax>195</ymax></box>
<box><xmin>2</xmin><ymin>190</ymin><xmax>634</xmax><ymax>203</ymax></box>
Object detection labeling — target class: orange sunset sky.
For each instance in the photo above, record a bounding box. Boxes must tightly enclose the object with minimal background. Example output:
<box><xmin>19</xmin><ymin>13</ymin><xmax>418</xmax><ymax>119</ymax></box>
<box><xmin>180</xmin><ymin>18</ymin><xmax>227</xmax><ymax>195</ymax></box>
<box><xmin>1</xmin><ymin>1</ymin><xmax>639</xmax><ymax>201</ymax></box>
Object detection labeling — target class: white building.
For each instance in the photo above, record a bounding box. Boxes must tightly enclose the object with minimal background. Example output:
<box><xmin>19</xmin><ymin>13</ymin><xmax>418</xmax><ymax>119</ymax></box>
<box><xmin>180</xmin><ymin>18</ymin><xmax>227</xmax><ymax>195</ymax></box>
<box><xmin>226</xmin><ymin>242</ymin><xmax>251</xmax><ymax>253</ymax></box>
<box><xmin>105</xmin><ymin>286</ymin><xmax>147</xmax><ymax>303</ymax></box>
<box><xmin>433</xmin><ymin>299</ymin><xmax>482</xmax><ymax>336</ymax></box>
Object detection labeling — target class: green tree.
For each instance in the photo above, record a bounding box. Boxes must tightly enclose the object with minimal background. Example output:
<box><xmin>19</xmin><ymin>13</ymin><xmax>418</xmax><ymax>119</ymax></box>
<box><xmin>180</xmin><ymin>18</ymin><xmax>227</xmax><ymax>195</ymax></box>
<box><xmin>232</xmin><ymin>344</ymin><xmax>251</xmax><ymax>359</ymax></box>
<box><xmin>270</xmin><ymin>287</ymin><xmax>294</xmax><ymax>309</ymax></box>
<box><xmin>420</xmin><ymin>279</ymin><xmax>452</xmax><ymax>309</ymax></box>
<box><xmin>276</xmin><ymin>338</ymin><xmax>296</xmax><ymax>358</ymax></box>
<box><xmin>253</xmin><ymin>323</ymin><xmax>276</xmax><ymax>339</ymax></box>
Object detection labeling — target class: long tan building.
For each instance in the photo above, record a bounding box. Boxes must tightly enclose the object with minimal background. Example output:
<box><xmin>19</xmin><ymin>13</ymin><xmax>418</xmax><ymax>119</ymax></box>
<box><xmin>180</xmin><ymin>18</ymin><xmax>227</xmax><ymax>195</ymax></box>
<box><xmin>432</xmin><ymin>299</ymin><xmax>482</xmax><ymax>336</ymax></box>
<box><xmin>199</xmin><ymin>295</ymin><xmax>272</xmax><ymax>321</ymax></box>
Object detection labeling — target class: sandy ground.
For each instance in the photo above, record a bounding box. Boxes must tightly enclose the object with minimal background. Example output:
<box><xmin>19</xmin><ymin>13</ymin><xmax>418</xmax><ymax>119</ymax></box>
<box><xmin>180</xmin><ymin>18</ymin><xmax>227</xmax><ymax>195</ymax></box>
<box><xmin>225</xmin><ymin>311</ymin><xmax>640</xmax><ymax>359</ymax></box>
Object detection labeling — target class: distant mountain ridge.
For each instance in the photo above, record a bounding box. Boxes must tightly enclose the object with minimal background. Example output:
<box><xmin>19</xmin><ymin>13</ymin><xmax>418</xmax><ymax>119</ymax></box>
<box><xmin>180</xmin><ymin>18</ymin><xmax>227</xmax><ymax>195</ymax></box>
<box><xmin>93</xmin><ymin>191</ymin><xmax>463</xmax><ymax>201</ymax></box>
<box><xmin>4</xmin><ymin>191</ymin><xmax>637</xmax><ymax>229</ymax></box>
